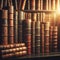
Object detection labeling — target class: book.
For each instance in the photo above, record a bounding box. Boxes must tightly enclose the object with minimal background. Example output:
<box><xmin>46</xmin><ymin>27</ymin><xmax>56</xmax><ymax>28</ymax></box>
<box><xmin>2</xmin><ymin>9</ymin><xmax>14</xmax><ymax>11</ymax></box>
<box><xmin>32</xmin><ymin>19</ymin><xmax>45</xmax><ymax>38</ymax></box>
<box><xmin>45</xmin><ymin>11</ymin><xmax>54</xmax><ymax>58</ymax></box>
<box><xmin>18</xmin><ymin>11</ymin><xmax>24</xmax><ymax>43</ymax></box>
<box><xmin>35</xmin><ymin>21</ymin><xmax>40</xmax><ymax>55</ymax></box>
<box><xmin>8</xmin><ymin>1</ymin><xmax>14</xmax><ymax>44</ymax></box>
<box><xmin>14</xmin><ymin>0</ymin><xmax>18</xmax><ymax>43</ymax></box>
<box><xmin>40</xmin><ymin>22</ymin><xmax>45</xmax><ymax>54</ymax></box>
<box><xmin>1</xmin><ymin>10</ymin><xmax>8</xmax><ymax>45</ymax></box>
<box><xmin>52</xmin><ymin>26</ymin><xmax>58</xmax><ymax>52</ymax></box>
<box><xmin>31</xmin><ymin>21</ymin><xmax>35</xmax><ymax>55</ymax></box>
<box><xmin>49</xmin><ymin>26</ymin><xmax>53</xmax><ymax>52</ymax></box>
<box><xmin>22</xmin><ymin>19</ymin><xmax>31</xmax><ymax>55</ymax></box>
<box><xmin>0</xmin><ymin>0</ymin><xmax>3</xmax><ymax>10</ymax></box>
<box><xmin>14</xmin><ymin>11</ymin><xmax>18</xmax><ymax>43</ymax></box>
<box><xmin>21</xmin><ymin>0</ymin><xmax>26</xmax><ymax>10</ymax></box>
<box><xmin>44</xmin><ymin>22</ymin><xmax>50</xmax><ymax>54</ymax></box>
<box><xmin>36</xmin><ymin>0</ymin><xmax>41</xmax><ymax>10</ymax></box>
<box><xmin>1</xmin><ymin>51</ymin><xmax>27</xmax><ymax>58</ymax></box>
<box><xmin>0</xmin><ymin>43</ymin><xmax>26</xmax><ymax>50</ymax></box>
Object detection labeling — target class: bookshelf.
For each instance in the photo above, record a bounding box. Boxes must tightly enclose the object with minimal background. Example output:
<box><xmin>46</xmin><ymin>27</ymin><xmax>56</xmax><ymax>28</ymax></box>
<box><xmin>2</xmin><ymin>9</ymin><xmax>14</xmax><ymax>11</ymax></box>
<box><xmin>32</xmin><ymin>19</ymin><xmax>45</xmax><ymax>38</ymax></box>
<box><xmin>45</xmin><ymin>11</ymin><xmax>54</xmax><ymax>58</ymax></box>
<box><xmin>0</xmin><ymin>0</ymin><xmax>60</xmax><ymax>60</ymax></box>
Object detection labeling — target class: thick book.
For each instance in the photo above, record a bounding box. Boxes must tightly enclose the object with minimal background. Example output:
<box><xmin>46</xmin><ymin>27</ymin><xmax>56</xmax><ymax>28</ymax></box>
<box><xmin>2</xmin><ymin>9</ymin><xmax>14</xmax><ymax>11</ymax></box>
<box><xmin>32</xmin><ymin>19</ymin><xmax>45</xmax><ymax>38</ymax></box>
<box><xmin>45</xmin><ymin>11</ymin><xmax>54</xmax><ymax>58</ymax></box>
<box><xmin>44</xmin><ymin>22</ymin><xmax>50</xmax><ymax>54</ymax></box>
<box><xmin>49</xmin><ymin>26</ymin><xmax>53</xmax><ymax>52</ymax></box>
<box><xmin>8</xmin><ymin>5</ymin><xmax>14</xmax><ymax>44</ymax></box>
<box><xmin>0</xmin><ymin>43</ymin><xmax>26</xmax><ymax>50</ymax></box>
<box><xmin>18</xmin><ymin>11</ymin><xmax>24</xmax><ymax>43</ymax></box>
<box><xmin>1</xmin><ymin>10</ymin><xmax>8</xmax><ymax>45</ymax></box>
<box><xmin>22</xmin><ymin>19</ymin><xmax>31</xmax><ymax>55</ymax></box>
<box><xmin>14</xmin><ymin>11</ymin><xmax>18</xmax><ymax>43</ymax></box>
<box><xmin>35</xmin><ymin>21</ymin><xmax>40</xmax><ymax>55</ymax></box>
<box><xmin>40</xmin><ymin>22</ymin><xmax>45</xmax><ymax>54</ymax></box>
<box><xmin>52</xmin><ymin>26</ymin><xmax>58</xmax><ymax>52</ymax></box>
<box><xmin>31</xmin><ymin>21</ymin><xmax>35</xmax><ymax>55</ymax></box>
<box><xmin>14</xmin><ymin>0</ymin><xmax>18</xmax><ymax>43</ymax></box>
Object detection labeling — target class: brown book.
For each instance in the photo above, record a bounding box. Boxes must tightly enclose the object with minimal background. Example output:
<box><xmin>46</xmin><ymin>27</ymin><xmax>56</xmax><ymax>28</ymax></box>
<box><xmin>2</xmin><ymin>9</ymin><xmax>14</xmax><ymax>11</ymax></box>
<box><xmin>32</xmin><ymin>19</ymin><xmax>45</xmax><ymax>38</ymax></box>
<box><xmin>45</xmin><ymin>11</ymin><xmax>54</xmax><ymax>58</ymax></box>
<box><xmin>14</xmin><ymin>11</ymin><xmax>18</xmax><ymax>43</ymax></box>
<box><xmin>40</xmin><ymin>22</ymin><xmax>45</xmax><ymax>54</ymax></box>
<box><xmin>1</xmin><ymin>10</ymin><xmax>8</xmax><ymax>45</ymax></box>
<box><xmin>0</xmin><ymin>0</ymin><xmax>3</xmax><ymax>10</ymax></box>
<box><xmin>22</xmin><ymin>19</ymin><xmax>31</xmax><ymax>55</ymax></box>
<box><xmin>40</xmin><ymin>0</ymin><xmax>43</xmax><ymax>22</ymax></box>
<box><xmin>8</xmin><ymin>2</ymin><xmax>14</xmax><ymax>44</ymax></box>
<box><xmin>21</xmin><ymin>0</ymin><xmax>26</xmax><ymax>10</ymax></box>
<box><xmin>44</xmin><ymin>22</ymin><xmax>50</xmax><ymax>54</ymax></box>
<box><xmin>1</xmin><ymin>51</ymin><xmax>27</xmax><ymax>58</ymax></box>
<box><xmin>52</xmin><ymin>26</ymin><xmax>58</xmax><ymax>52</ymax></box>
<box><xmin>14</xmin><ymin>0</ymin><xmax>18</xmax><ymax>43</ymax></box>
<box><xmin>31</xmin><ymin>21</ymin><xmax>35</xmax><ymax>55</ymax></box>
<box><xmin>1</xmin><ymin>47</ymin><xmax>27</xmax><ymax>54</ymax></box>
<box><xmin>49</xmin><ymin>26</ymin><xmax>53</xmax><ymax>52</ymax></box>
<box><xmin>35</xmin><ymin>21</ymin><xmax>40</xmax><ymax>55</ymax></box>
<box><xmin>18</xmin><ymin>11</ymin><xmax>24</xmax><ymax>43</ymax></box>
<box><xmin>0</xmin><ymin>43</ymin><xmax>26</xmax><ymax>50</ymax></box>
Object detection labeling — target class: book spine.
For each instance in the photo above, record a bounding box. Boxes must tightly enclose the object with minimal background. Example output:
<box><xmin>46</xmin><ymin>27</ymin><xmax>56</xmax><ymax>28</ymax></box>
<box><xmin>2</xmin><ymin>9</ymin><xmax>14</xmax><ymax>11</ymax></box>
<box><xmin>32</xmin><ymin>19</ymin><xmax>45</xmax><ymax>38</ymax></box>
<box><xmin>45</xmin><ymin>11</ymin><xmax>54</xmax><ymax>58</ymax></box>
<box><xmin>40</xmin><ymin>0</ymin><xmax>43</xmax><ymax>22</ymax></box>
<box><xmin>23</xmin><ymin>19</ymin><xmax>31</xmax><ymax>55</ymax></box>
<box><xmin>18</xmin><ymin>11</ymin><xmax>24</xmax><ymax>43</ymax></box>
<box><xmin>1</xmin><ymin>10</ymin><xmax>8</xmax><ymax>45</ymax></box>
<box><xmin>30</xmin><ymin>0</ymin><xmax>35</xmax><ymax>10</ymax></box>
<box><xmin>0</xmin><ymin>0</ymin><xmax>3</xmax><ymax>10</ymax></box>
<box><xmin>8</xmin><ymin>5</ymin><xmax>14</xmax><ymax>44</ymax></box>
<box><xmin>0</xmin><ymin>43</ymin><xmax>25</xmax><ymax>50</ymax></box>
<box><xmin>30</xmin><ymin>0</ymin><xmax>37</xmax><ymax>21</ymax></box>
<box><xmin>35</xmin><ymin>21</ymin><xmax>40</xmax><ymax>55</ymax></box>
<box><xmin>21</xmin><ymin>0</ymin><xmax>26</xmax><ymax>10</ymax></box>
<box><xmin>52</xmin><ymin>26</ymin><xmax>58</xmax><ymax>52</ymax></box>
<box><xmin>52</xmin><ymin>0</ymin><xmax>56</xmax><ymax>10</ymax></box>
<box><xmin>46</xmin><ymin>0</ymin><xmax>48</xmax><ymax>10</ymax></box>
<box><xmin>1</xmin><ymin>45</ymin><xmax>27</xmax><ymax>58</ymax></box>
<box><xmin>1</xmin><ymin>51</ymin><xmax>27</xmax><ymax>58</ymax></box>
<box><xmin>49</xmin><ymin>26</ymin><xmax>53</xmax><ymax>52</ymax></box>
<box><xmin>56</xmin><ymin>0</ymin><xmax>60</xmax><ymax>10</ymax></box>
<box><xmin>40</xmin><ymin>22</ymin><xmax>45</xmax><ymax>54</ymax></box>
<box><xmin>31</xmin><ymin>21</ymin><xmax>35</xmax><ymax>55</ymax></box>
<box><xmin>44</xmin><ymin>22</ymin><xmax>50</xmax><ymax>54</ymax></box>
<box><xmin>14</xmin><ymin>10</ymin><xmax>18</xmax><ymax>43</ymax></box>
<box><xmin>36</xmin><ymin>0</ymin><xmax>40</xmax><ymax>10</ymax></box>
<box><xmin>1</xmin><ymin>46</ymin><xmax>27</xmax><ymax>55</ymax></box>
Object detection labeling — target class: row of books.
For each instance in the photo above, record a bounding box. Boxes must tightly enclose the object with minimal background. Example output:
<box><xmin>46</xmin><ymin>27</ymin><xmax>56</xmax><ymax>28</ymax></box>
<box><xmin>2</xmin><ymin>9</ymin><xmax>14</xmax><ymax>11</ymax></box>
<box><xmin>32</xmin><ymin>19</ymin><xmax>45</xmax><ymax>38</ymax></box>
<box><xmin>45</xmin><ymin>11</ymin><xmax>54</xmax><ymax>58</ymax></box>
<box><xmin>0</xmin><ymin>43</ymin><xmax>27</xmax><ymax>58</ymax></box>
<box><xmin>0</xmin><ymin>0</ymin><xmax>60</xmax><ymax>58</ymax></box>
<box><xmin>0</xmin><ymin>0</ymin><xmax>59</xmax><ymax>10</ymax></box>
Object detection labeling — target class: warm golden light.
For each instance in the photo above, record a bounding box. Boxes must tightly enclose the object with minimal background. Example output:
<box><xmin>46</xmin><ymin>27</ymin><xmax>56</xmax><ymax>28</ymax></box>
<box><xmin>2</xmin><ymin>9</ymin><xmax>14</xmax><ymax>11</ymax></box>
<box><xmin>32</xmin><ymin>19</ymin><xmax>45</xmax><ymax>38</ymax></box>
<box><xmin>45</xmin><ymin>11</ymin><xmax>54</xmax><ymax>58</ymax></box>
<box><xmin>56</xmin><ymin>6</ymin><xmax>60</xmax><ymax>14</ymax></box>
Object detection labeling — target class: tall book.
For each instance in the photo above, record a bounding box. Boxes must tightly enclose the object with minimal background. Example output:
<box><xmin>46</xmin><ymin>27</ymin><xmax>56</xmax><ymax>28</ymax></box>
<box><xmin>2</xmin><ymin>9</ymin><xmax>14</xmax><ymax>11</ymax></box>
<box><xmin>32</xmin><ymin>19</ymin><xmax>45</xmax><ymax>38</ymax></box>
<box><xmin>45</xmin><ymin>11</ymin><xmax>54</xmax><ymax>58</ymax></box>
<box><xmin>31</xmin><ymin>21</ymin><xmax>35</xmax><ymax>55</ymax></box>
<box><xmin>44</xmin><ymin>22</ymin><xmax>50</xmax><ymax>54</ymax></box>
<box><xmin>35</xmin><ymin>21</ymin><xmax>40</xmax><ymax>55</ymax></box>
<box><xmin>49</xmin><ymin>26</ymin><xmax>53</xmax><ymax>52</ymax></box>
<box><xmin>40</xmin><ymin>22</ymin><xmax>45</xmax><ymax>55</ymax></box>
<box><xmin>14</xmin><ymin>0</ymin><xmax>18</xmax><ymax>43</ymax></box>
<box><xmin>8</xmin><ymin>0</ymin><xmax>14</xmax><ymax>44</ymax></box>
<box><xmin>0</xmin><ymin>0</ymin><xmax>3</xmax><ymax>10</ymax></box>
<box><xmin>51</xmin><ymin>0</ymin><xmax>56</xmax><ymax>25</ymax></box>
<box><xmin>36</xmin><ymin>1</ymin><xmax>41</xmax><ymax>55</ymax></box>
<box><xmin>1</xmin><ymin>10</ymin><xmax>8</xmax><ymax>45</ymax></box>
<box><xmin>0</xmin><ymin>0</ymin><xmax>8</xmax><ymax>45</ymax></box>
<box><xmin>19</xmin><ymin>0</ymin><xmax>26</xmax><ymax>10</ymax></box>
<box><xmin>30</xmin><ymin>0</ymin><xmax>37</xmax><ymax>21</ymax></box>
<box><xmin>56</xmin><ymin>0</ymin><xmax>60</xmax><ymax>52</ymax></box>
<box><xmin>40</xmin><ymin>0</ymin><xmax>43</xmax><ymax>22</ymax></box>
<box><xmin>0</xmin><ymin>5</ymin><xmax>2</xmax><ymax>44</ymax></box>
<box><xmin>52</xmin><ymin>26</ymin><xmax>58</xmax><ymax>52</ymax></box>
<box><xmin>18</xmin><ymin>11</ymin><xmax>25</xmax><ymax>43</ymax></box>
<box><xmin>22</xmin><ymin>19</ymin><xmax>31</xmax><ymax>55</ymax></box>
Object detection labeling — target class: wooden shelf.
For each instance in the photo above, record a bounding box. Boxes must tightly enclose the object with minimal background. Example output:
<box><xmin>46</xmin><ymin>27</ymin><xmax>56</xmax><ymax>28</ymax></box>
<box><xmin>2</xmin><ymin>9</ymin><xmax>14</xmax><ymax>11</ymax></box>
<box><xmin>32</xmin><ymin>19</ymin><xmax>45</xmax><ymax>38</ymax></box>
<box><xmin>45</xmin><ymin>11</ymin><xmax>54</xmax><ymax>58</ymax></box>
<box><xmin>1</xmin><ymin>52</ymin><xmax>60</xmax><ymax>60</ymax></box>
<box><xmin>22</xmin><ymin>10</ymin><xmax>56</xmax><ymax>13</ymax></box>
